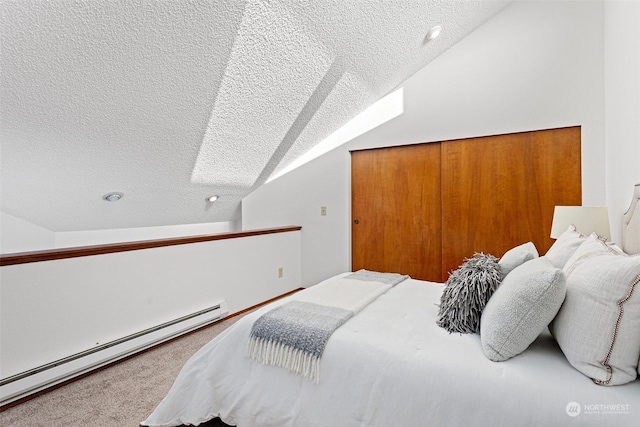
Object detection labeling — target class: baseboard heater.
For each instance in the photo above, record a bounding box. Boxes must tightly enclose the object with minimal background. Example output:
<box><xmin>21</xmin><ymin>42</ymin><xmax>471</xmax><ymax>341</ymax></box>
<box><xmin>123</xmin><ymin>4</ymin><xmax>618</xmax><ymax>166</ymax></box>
<box><xmin>0</xmin><ymin>301</ymin><xmax>229</xmax><ymax>406</ymax></box>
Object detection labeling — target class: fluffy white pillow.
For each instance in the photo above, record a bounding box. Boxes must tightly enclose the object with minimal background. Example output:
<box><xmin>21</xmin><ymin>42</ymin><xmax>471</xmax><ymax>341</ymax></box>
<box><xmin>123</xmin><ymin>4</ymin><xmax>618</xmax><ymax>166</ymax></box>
<box><xmin>551</xmin><ymin>234</ymin><xmax>640</xmax><ymax>385</ymax></box>
<box><xmin>481</xmin><ymin>257</ymin><xmax>566</xmax><ymax>362</ymax></box>
<box><xmin>498</xmin><ymin>241</ymin><xmax>538</xmax><ymax>277</ymax></box>
<box><xmin>544</xmin><ymin>224</ymin><xmax>588</xmax><ymax>268</ymax></box>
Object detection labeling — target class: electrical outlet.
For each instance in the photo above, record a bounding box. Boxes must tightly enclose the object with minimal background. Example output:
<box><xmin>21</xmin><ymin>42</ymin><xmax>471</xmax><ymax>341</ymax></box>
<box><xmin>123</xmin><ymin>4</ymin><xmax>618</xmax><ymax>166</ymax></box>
<box><xmin>278</xmin><ymin>267</ymin><xmax>283</xmax><ymax>278</ymax></box>
<box><xmin>321</xmin><ymin>206</ymin><xmax>327</xmax><ymax>216</ymax></box>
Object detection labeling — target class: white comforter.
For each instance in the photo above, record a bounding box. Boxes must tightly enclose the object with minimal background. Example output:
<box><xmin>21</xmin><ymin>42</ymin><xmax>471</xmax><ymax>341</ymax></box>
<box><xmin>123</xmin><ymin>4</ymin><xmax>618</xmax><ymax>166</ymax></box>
<box><xmin>143</xmin><ymin>274</ymin><xmax>640</xmax><ymax>427</ymax></box>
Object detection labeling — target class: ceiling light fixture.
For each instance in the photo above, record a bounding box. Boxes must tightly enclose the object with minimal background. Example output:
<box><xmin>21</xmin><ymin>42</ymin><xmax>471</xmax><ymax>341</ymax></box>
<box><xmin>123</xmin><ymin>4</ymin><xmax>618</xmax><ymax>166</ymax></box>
<box><xmin>207</xmin><ymin>195</ymin><xmax>219</xmax><ymax>202</ymax></box>
<box><xmin>103</xmin><ymin>192</ymin><xmax>123</xmax><ymax>202</ymax></box>
<box><xmin>424</xmin><ymin>25</ymin><xmax>442</xmax><ymax>43</ymax></box>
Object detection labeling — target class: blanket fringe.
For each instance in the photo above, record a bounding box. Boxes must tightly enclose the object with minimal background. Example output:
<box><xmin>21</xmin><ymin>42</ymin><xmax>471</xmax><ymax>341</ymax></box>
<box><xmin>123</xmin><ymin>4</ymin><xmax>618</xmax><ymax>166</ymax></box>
<box><xmin>247</xmin><ymin>337</ymin><xmax>320</xmax><ymax>383</ymax></box>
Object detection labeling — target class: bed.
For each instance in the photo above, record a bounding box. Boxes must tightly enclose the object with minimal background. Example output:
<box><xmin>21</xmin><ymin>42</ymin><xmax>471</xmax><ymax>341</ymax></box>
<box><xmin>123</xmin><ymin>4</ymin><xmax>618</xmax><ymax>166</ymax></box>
<box><xmin>142</xmin><ymin>193</ymin><xmax>640</xmax><ymax>427</ymax></box>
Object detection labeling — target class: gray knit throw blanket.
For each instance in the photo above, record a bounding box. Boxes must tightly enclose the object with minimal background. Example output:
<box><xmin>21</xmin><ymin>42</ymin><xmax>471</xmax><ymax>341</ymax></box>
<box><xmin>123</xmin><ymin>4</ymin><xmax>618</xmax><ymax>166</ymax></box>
<box><xmin>247</xmin><ymin>270</ymin><xmax>409</xmax><ymax>382</ymax></box>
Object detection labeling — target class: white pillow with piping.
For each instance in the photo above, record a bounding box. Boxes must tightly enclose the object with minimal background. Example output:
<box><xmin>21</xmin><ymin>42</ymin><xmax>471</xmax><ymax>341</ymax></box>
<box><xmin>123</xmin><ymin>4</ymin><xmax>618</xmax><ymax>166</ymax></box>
<box><xmin>544</xmin><ymin>224</ymin><xmax>587</xmax><ymax>268</ymax></box>
<box><xmin>551</xmin><ymin>234</ymin><xmax>640</xmax><ymax>385</ymax></box>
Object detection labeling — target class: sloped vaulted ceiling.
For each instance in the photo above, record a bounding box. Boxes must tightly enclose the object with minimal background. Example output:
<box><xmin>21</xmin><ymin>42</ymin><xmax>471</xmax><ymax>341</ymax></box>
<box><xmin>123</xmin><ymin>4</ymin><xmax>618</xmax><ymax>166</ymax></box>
<box><xmin>0</xmin><ymin>0</ymin><xmax>509</xmax><ymax>232</ymax></box>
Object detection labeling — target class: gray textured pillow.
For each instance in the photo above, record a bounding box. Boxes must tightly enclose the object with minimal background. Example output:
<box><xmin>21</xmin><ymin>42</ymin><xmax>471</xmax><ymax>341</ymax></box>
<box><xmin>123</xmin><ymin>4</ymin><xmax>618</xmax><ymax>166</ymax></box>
<box><xmin>552</xmin><ymin>234</ymin><xmax>640</xmax><ymax>385</ymax></box>
<box><xmin>481</xmin><ymin>257</ymin><xmax>566</xmax><ymax>362</ymax></box>
<box><xmin>498</xmin><ymin>241</ymin><xmax>538</xmax><ymax>277</ymax></box>
<box><xmin>436</xmin><ymin>253</ymin><xmax>502</xmax><ymax>334</ymax></box>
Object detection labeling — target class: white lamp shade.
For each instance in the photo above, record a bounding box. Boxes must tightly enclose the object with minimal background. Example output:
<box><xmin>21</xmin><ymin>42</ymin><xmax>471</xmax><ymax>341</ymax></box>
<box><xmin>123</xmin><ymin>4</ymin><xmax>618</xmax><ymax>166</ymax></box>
<box><xmin>550</xmin><ymin>206</ymin><xmax>611</xmax><ymax>241</ymax></box>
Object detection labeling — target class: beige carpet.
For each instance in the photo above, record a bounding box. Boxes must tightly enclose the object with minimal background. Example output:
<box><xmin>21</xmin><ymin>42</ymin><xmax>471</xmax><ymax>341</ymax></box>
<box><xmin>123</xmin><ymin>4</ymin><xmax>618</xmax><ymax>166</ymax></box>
<box><xmin>0</xmin><ymin>312</ymin><xmax>249</xmax><ymax>427</ymax></box>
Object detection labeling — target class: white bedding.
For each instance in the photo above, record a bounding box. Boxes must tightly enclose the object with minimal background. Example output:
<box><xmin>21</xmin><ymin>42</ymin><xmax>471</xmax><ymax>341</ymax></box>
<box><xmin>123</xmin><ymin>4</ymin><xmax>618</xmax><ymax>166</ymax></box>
<box><xmin>143</xmin><ymin>274</ymin><xmax>640</xmax><ymax>427</ymax></box>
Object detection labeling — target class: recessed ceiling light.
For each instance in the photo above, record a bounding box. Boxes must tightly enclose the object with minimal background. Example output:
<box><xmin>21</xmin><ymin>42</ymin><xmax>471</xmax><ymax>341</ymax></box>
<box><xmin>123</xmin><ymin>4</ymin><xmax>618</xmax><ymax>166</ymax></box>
<box><xmin>424</xmin><ymin>25</ymin><xmax>442</xmax><ymax>43</ymax></box>
<box><xmin>207</xmin><ymin>195</ymin><xmax>219</xmax><ymax>202</ymax></box>
<box><xmin>103</xmin><ymin>192</ymin><xmax>123</xmax><ymax>202</ymax></box>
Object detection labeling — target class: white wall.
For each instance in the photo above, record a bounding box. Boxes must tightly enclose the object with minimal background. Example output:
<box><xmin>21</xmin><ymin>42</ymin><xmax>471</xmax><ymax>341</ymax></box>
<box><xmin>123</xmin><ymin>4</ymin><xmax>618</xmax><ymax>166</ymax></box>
<box><xmin>0</xmin><ymin>212</ymin><xmax>55</xmax><ymax>253</ymax></box>
<box><xmin>0</xmin><ymin>230</ymin><xmax>300</xmax><ymax>378</ymax></box>
<box><xmin>54</xmin><ymin>220</ymin><xmax>240</xmax><ymax>248</ymax></box>
<box><xmin>243</xmin><ymin>0</ymin><xmax>609</xmax><ymax>287</ymax></box>
<box><xmin>244</xmin><ymin>154</ymin><xmax>352</xmax><ymax>288</ymax></box>
<box><xmin>604</xmin><ymin>0</ymin><xmax>640</xmax><ymax>245</ymax></box>
<box><xmin>0</xmin><ymin>210</ymin><xmax>240</xmax><ymax>253</ymax></box>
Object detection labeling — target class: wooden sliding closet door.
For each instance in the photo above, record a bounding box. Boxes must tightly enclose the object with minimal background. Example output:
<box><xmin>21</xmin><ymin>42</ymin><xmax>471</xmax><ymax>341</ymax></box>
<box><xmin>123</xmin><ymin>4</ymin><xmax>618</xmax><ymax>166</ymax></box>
<box><xmin>440</xmin><ymin>127</ymin><xmax>582</xmax><ymax>278</ymax></box>
<box><xmin>351</xmin><ymin>126</ymin><xmax>581</xmax><ymax>283</ymax></box>
<box><xmin>351</xmin><ymin>143</ymin><xmax>442</xmax><ymax>281</ymax></box>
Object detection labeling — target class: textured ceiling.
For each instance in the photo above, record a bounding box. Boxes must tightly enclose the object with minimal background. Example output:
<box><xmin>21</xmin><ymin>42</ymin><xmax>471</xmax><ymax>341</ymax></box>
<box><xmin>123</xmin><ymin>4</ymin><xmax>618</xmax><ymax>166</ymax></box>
<box><xmin>0</xmin><ymin>0</ymin><xmax>509</xmax><ymax>232</ymax></box>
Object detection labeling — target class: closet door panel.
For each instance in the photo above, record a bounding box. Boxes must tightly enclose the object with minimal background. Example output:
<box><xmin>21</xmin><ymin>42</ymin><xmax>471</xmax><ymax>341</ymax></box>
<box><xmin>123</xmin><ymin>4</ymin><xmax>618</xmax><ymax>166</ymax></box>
<box><xmin>440</xmin><ymin>127</ymin><xmax>581</xmax><ymax>278</ymax></box>
<box><xmin>351</xmin><ymin>143</ymin><xmax>442</xmax><ymax>281</ymax></box>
